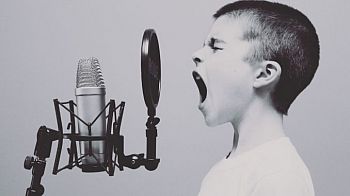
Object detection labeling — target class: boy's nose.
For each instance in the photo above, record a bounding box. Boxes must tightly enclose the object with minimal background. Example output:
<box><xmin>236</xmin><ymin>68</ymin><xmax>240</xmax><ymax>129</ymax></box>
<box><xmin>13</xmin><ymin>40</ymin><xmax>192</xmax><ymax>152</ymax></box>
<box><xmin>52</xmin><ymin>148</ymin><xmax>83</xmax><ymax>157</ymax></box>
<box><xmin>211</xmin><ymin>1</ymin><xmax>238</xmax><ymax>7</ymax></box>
<box><xmin>192</xmin><ymin>49</ymin><xmax>205</xmax><ymax>66</ymax></box>
<box><xmin>193</xmin><ymin>56</ymin><xmax>202</xmax><ymax>64</ymax></box>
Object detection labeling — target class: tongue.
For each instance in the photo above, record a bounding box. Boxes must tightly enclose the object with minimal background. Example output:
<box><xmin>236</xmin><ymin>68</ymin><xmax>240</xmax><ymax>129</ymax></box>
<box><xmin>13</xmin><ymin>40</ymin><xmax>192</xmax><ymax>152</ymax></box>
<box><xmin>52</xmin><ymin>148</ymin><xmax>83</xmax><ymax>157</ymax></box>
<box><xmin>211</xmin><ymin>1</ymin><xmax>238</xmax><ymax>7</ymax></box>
<box><xmin>192</xmin><ymin>71</ymin><xmax>207</xmax><ymax>103</ymax></box>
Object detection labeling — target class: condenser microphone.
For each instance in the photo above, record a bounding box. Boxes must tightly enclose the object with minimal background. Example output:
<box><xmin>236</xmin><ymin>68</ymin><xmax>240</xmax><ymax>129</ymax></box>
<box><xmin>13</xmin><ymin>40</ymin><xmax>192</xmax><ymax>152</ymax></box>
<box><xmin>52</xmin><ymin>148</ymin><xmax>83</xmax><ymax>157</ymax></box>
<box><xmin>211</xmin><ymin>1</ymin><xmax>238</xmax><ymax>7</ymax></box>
<box><xmin>75</xmin><ymin>57</ymin><xmax>106</xmax><ymax>172</ymax></box>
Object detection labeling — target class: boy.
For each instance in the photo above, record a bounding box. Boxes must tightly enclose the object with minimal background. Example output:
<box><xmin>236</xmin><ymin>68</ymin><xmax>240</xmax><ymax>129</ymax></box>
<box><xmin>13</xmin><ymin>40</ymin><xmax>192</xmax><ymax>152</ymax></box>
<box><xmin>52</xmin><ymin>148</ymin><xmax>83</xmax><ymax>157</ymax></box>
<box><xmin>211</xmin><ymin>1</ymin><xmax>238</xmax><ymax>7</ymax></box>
<box><xmin>192</xmin><ymin>1</ymin><xmax>319</xmax><ymax>196</ymax></box>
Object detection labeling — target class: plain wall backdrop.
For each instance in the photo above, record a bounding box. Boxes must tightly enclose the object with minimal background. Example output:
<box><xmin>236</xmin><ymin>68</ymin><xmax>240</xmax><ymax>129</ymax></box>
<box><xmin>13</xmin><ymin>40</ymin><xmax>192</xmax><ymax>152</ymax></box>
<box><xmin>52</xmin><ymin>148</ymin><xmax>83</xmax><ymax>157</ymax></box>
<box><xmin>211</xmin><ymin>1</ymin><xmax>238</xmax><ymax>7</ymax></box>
<box><xmin>0</xmin><ymin>0</ymin><xmax>349</xmax><ymax>195</ymax></box>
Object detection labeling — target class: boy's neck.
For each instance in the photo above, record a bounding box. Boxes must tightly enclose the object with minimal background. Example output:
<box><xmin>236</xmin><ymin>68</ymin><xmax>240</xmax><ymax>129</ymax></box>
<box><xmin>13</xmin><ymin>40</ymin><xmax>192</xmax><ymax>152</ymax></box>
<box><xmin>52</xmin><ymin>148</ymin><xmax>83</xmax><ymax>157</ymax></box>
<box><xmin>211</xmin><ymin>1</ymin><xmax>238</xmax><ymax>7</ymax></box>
<box><xmin>229</xmin><ymin>99</ymin><xmax>285</xmax><ymax>157</ymax></box>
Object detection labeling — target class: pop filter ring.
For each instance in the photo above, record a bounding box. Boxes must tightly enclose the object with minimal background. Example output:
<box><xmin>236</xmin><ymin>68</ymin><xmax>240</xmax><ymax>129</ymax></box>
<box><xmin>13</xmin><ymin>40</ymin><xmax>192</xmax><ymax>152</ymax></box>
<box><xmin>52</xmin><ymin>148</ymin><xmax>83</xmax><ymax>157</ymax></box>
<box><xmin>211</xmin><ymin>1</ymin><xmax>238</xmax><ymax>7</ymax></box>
<box><xmin>141</xmin><ymin>29</ymin><xmax>161</xmax><ymax>117</ymax></box>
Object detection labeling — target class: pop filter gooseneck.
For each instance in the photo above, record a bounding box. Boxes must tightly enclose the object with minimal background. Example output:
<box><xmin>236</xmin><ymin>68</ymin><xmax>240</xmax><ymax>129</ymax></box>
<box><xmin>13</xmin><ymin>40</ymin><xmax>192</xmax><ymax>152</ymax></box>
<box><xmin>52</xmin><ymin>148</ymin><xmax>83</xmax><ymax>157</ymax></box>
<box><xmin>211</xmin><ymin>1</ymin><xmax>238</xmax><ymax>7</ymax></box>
<box><xmin>141</xmin><ymin>29</ymin><xmax>161</xmax><ymax>117</ymax></box>
<box><xmin>141</xmin><ymin>29</ymin><xmax>161</xmax><ymax>171</ymax></box>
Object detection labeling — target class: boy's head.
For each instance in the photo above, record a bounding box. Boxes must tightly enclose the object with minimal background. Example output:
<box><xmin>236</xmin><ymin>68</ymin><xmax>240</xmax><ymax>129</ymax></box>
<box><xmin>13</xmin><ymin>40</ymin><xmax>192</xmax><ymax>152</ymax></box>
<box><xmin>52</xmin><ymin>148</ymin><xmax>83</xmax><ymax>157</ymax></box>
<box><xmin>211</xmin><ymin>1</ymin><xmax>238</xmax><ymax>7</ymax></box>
<box><xmin>192</xmin><ymin>0</ymin><xmax>319</xmax><ymax>126</ymax></box>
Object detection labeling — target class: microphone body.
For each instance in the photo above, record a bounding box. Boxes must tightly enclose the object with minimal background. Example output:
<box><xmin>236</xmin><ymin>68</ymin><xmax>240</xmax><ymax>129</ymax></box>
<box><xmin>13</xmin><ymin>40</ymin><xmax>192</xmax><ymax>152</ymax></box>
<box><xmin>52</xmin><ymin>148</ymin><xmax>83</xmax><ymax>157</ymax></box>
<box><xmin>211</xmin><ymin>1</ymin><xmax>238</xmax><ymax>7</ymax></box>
<box><xmin>75</xmin><ymin>58</ymin><xmax>106</xmax><ymax>172</ymax></box>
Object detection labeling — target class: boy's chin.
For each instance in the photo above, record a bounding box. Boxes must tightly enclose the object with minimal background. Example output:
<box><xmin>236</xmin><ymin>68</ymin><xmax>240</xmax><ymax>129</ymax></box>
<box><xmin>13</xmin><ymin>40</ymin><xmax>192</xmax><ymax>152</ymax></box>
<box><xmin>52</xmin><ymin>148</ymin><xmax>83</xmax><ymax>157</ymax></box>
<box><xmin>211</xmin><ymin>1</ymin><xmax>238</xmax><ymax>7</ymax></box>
<box><xmin>203</xmin><ymin>113</ymin><xmax>226</xmax><ymax>127</ymax></box>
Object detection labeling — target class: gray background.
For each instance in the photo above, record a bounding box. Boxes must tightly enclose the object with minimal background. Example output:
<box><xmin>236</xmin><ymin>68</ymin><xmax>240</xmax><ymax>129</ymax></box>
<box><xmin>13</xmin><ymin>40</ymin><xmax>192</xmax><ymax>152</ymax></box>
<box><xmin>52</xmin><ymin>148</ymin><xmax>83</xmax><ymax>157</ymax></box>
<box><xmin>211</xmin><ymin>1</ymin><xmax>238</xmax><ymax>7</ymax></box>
<box><xmin>1</xmin><ymin>0</ymin><xmax>349</xmax><ymax>195</ymax></box>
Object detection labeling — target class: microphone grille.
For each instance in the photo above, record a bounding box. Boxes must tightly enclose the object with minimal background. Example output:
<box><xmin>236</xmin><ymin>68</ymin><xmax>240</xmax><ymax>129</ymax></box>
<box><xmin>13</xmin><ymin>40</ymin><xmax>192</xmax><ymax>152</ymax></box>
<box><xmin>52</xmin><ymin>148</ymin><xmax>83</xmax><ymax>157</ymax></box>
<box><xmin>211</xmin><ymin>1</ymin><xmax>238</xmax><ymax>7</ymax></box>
<box><xmin>76</xmin><ymin>57</ymin><xmax>105</xmax><ymax>88</ymax></box>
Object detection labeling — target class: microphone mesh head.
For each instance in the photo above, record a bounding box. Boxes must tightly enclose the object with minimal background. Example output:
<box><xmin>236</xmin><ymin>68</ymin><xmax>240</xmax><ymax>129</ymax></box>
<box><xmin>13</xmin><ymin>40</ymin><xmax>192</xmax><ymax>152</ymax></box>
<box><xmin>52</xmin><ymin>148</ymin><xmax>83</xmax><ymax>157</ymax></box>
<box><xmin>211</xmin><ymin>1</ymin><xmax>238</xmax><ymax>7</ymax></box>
<box><xmin>76</xmin><ymin>57</ymin><xmax>105</xmax><ymax>88</ymax></box>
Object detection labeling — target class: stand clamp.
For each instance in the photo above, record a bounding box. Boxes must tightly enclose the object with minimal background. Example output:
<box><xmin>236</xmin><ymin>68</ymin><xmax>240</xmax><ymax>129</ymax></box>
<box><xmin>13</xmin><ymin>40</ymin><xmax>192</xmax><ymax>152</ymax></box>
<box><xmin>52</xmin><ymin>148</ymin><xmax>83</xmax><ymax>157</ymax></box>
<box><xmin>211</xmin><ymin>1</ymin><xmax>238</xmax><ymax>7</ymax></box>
<box><xmin>24</xmin><ymin>126</ymin><xmax>60</xmax><ymax>196</ymax></box>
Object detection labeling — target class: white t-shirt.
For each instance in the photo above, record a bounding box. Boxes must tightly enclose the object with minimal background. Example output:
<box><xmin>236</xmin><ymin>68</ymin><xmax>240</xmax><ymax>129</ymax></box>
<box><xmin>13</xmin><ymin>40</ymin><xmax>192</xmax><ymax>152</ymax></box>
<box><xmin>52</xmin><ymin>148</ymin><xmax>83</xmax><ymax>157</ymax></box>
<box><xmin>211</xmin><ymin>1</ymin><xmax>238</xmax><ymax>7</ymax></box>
<box><xmin>197</xmin><ymin>137</ymin><xmax>314</xmax><ymax>196</ymax></box>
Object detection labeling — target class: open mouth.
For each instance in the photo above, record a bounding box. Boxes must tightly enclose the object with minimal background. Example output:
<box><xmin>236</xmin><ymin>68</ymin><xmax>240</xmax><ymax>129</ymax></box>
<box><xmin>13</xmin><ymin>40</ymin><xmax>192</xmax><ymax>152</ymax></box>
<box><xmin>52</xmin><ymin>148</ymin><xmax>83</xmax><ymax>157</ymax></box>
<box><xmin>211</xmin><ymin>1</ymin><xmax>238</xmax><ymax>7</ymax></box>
<box><xmin>192</xmin><ymin>71</ymin><xmax>207</xmax><ymax>103</ymax></box>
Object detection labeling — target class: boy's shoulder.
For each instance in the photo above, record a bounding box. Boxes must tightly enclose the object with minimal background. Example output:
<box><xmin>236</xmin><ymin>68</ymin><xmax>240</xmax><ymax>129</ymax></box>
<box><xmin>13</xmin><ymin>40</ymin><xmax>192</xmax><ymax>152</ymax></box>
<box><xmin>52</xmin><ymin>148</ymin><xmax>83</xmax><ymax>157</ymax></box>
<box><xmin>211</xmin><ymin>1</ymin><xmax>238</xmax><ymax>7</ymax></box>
<box><xmin>199</xmin><ymin>137</ymin><xmax>314</xmax><ymax>196</ymax></box>
<box><xmin>228</xmin><ymin>137</ymin><xmax>311</xmax><ymax>182</ymax></box>
<box><xmin>246</xmin><ymin>137</ymin><xmax>309</xmax><ymax>176</ymax></box>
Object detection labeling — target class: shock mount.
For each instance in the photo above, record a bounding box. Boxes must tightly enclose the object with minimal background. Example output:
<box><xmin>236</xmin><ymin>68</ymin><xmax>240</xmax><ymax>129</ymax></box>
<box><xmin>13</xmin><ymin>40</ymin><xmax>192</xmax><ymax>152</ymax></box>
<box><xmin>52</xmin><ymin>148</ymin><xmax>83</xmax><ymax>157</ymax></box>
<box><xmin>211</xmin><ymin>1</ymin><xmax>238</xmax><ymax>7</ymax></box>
<box><xmin>24</xmin><ymin>99</ymin><xmax>160</xmax><ymax>196</ymax></box>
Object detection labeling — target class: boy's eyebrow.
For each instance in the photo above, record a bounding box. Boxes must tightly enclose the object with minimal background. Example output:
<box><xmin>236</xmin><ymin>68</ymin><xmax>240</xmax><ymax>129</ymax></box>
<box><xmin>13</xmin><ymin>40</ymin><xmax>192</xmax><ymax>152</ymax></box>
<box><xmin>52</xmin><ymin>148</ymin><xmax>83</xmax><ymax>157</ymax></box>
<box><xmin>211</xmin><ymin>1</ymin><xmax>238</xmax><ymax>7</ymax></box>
<box><xmin>203</xmin><ymin>37</ymin><xmax>226</xmax><ymax>46</ymax></box>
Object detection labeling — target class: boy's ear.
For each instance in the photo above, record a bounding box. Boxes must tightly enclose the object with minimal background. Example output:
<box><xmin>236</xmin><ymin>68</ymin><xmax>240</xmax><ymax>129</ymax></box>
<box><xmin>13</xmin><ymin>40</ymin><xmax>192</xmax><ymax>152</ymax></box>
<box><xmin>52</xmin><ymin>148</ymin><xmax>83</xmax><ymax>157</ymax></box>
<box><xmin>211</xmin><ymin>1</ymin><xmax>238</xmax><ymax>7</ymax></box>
<box><xmin>253</xmin><ymin>61</ymin><xmax>281</xmax><ymax>89</ymax></box>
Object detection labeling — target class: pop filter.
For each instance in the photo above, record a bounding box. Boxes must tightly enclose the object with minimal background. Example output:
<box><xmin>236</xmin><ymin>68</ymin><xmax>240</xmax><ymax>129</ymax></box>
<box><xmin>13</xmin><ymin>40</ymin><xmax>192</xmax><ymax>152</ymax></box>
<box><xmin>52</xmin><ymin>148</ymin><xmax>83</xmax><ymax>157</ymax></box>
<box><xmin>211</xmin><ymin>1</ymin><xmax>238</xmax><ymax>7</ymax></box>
<box><xmin>141</xmin><ymin>29</ymin><xmax>161</xmax><ymax>117</ymax></box>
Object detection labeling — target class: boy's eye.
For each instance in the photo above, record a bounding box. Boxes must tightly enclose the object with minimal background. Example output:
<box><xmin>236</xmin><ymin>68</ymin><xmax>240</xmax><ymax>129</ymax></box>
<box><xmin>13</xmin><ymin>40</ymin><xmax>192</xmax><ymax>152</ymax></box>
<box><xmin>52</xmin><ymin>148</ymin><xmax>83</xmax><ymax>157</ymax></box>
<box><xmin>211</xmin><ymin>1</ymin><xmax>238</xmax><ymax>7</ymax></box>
<box><xmin>203</xmin><ymin>38</ymin><xmax>224</xmax><ymax>52</ymax></box>
<box><xmin>209</xmin><ymin>44</ymin><xmax>223</xmax><ymax>52</ymax></box>
<box><xmin>208</xmin><ymin>41</ymin><xmax>223</xmax><ymax>52</ymax></box>
<box><xmin>211</xmin><ymin>46</ymin><xmax>223</xmax><ymax>51</ymax></box>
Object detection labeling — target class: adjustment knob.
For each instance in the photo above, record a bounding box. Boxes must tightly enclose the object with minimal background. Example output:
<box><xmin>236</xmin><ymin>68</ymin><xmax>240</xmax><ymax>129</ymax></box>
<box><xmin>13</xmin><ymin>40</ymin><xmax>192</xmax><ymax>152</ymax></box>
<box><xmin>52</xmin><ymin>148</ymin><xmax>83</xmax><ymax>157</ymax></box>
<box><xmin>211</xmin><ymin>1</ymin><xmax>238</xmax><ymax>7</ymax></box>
<box><xmin>24</xmin><ymin>156</ymin><xmax>34</xmax><ymax>170</ymax></box>
<box><xmin>25</xmin><ymin>184</ymin><xmax>45</xmax><ymax>196</ymax></box>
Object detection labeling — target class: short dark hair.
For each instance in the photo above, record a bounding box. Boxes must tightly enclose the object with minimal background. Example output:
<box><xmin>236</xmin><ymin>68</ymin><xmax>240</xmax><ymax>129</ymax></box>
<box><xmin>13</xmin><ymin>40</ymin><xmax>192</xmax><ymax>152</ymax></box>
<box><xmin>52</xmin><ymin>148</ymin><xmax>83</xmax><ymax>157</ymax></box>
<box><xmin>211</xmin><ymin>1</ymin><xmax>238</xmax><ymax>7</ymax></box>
<box><xmin>214</xmin><ymin>0</ymin><xmax>320</xmax><ymax>114</ymax></box>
